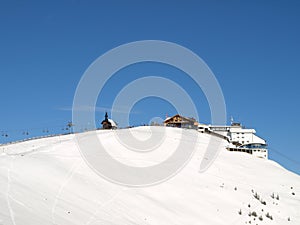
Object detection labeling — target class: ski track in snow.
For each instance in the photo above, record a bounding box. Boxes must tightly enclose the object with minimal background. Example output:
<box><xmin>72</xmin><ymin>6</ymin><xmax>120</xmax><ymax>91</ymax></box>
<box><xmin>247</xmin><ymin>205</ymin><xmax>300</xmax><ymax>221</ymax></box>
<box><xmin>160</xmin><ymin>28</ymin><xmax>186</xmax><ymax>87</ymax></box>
<box><xmin>6</xmin><ymin>157</ymin><xmax>17</xmax><ymax>225</ymax></box>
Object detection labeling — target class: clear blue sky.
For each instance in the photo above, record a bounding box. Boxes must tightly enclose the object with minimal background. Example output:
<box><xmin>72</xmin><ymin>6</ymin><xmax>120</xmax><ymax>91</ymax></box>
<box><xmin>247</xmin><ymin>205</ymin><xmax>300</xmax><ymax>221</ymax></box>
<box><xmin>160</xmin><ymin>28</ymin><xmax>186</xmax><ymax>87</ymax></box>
<box><xmin>1</xmin><ymin>0</ymin><xmax>300</xmax><ymax>174</ymax></box>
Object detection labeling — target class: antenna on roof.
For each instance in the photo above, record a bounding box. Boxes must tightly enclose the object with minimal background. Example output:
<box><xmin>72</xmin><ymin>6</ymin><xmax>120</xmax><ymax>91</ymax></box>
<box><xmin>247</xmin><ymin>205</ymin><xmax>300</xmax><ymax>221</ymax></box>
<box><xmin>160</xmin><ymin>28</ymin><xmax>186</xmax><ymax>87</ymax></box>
<box><xmin>230</xmin><ymin>116</ymin><xmax>234</xmax><ymax>125</ymax></box>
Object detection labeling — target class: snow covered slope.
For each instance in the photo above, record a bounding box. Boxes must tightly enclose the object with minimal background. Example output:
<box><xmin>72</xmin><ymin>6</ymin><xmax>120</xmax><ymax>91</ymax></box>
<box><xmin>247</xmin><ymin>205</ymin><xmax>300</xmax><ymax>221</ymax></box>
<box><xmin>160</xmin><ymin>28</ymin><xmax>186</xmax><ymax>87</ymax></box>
<box><xmin>0</xmin><ymin>127</ymin><xmax>299</xmax><ymax>225</ymax></box>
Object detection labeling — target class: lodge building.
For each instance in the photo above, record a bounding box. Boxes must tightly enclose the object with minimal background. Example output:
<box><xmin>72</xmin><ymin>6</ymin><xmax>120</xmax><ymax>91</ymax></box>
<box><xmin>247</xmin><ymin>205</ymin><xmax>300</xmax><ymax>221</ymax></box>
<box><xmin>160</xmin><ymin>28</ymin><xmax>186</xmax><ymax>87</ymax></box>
<box><xmin>164</xmin><ymin>114</ymin><xmax>199</xmax><ymax>129</ymax></box>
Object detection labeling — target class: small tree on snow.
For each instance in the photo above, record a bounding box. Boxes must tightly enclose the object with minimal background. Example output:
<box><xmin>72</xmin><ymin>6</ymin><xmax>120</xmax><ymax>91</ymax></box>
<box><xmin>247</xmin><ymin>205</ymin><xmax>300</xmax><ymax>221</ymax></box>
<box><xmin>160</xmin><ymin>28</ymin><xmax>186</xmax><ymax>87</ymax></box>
<box><xmin>238</xmin><ymin>209</ymin><xmax>242</xmax><ymax>215</ymax></box>
<box><xmin>254</xmin><ymin>192</ymin><xmax>260</xmax><ymax>200</ymax></box>
<box><xmin>271</xmin><ymin>192</ymin><xmax>275</xmax><ymax>199</ymax></box>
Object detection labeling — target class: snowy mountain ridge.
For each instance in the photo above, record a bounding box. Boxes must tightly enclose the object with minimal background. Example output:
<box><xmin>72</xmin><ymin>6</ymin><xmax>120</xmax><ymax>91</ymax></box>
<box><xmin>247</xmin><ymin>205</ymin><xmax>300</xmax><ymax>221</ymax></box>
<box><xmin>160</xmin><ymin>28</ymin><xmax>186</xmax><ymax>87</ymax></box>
<box><xmin>0</xmin><ymin>126</ymin><xmax>299</xmax><ymax>225</ymax></box>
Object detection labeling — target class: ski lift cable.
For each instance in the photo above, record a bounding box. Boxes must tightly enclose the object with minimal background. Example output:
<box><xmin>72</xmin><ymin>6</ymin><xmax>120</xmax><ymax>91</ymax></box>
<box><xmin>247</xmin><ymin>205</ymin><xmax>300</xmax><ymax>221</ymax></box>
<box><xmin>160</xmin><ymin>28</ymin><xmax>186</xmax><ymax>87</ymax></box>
<box><xmin>268</xmin><ymin>146</ymin><xmax>300</xmax><ymax>166</ymax></box>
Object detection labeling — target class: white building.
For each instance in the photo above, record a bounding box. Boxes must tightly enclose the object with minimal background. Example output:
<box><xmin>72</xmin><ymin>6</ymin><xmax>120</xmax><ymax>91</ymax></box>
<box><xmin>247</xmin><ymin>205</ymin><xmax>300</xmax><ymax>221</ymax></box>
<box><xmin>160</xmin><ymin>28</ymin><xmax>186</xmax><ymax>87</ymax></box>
<box><xmin>199</xmin><ymin>122</ymin><xmax>268</xmax><ymax>159</ymax></box>
<box><xmin>229</xmin><ymin>123</ymin><xmax>266</xmax><ymax>145</ymax></box>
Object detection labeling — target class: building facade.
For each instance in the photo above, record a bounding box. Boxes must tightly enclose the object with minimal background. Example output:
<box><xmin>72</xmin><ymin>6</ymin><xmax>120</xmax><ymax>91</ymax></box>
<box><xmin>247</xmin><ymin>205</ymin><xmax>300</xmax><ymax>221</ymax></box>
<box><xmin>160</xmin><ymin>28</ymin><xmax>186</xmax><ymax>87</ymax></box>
<box><xmin>164</xmin><ymin>114</ymin><xmax>199</xmax><ymax>129</ymax></box>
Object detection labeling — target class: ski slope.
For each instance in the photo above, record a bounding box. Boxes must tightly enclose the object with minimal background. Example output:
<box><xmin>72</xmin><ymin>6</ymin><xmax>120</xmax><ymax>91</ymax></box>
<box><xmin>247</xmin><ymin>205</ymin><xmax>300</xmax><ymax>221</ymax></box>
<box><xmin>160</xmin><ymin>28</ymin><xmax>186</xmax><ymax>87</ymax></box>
<box><xmin>0</xmin><ymin>126</ymin><xmax>299</xmax><ymax>225</ymax></box>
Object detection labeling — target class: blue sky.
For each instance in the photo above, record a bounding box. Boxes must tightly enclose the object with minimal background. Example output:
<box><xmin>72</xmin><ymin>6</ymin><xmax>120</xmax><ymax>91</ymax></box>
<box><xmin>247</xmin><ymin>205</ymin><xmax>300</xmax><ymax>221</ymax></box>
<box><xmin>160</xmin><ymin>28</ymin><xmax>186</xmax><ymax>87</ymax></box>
<box><xmin>0</xmin><ymin>0</ymin><xmax>300</xmax><ymax>174</ymax></box>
